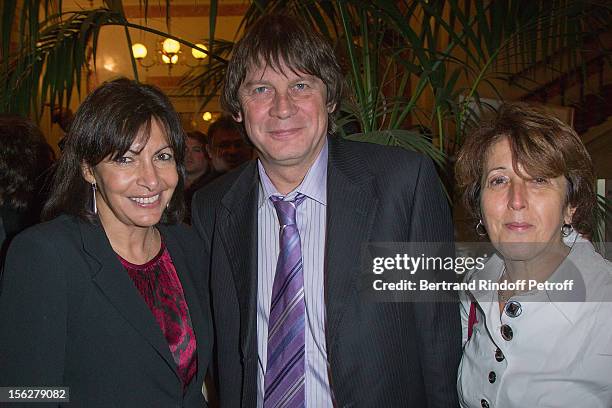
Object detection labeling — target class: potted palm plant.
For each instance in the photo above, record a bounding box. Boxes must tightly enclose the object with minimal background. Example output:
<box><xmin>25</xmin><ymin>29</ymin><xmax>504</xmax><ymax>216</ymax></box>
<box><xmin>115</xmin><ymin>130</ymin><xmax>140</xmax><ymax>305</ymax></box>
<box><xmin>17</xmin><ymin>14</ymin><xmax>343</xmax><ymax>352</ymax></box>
<box><xmin>2</xmin><ymin>0</ymin><xmax>610</xmax><ymax>240</ymax></box>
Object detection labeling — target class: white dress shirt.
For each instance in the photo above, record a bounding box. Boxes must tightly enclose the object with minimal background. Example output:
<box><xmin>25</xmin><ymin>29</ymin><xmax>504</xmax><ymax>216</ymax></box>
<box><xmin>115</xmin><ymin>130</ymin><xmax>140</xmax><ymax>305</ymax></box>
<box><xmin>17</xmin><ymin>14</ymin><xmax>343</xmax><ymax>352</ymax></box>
<box><xmin>458</xmin><ymin>233</ymin><xmax>612</xmax><ymax>408</ymax></box>
<box><xmin>256</xmin><ymin>141</ymin><xmax>333</xmax><ymax>407</ymax></box>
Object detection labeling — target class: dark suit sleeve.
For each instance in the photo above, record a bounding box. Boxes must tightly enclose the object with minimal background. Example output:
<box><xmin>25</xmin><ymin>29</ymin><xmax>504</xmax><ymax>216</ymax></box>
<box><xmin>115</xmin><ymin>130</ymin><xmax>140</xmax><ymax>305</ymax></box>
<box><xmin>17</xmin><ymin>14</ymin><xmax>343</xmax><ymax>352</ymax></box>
<box><xmin>409</xmin><ymin>156</ymin><xmax>461</xmax><ymax>408</ymax></box>
<box><xmin>0</xmin><ymin>230</ymin><xmax>67</xmax><ymax>407</ymax></box>
<box><xmin>190</xmin><ymin>191</ymin><xmax>220</xmax><ymax>406</ymax></box>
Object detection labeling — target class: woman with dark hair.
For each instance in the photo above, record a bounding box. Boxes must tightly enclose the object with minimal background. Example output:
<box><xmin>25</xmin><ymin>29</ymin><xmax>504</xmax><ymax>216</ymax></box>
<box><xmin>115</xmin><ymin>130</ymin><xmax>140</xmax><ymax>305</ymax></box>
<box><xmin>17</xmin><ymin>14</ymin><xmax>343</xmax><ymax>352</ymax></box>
<box><xmin>0</xmin><ymin>78</ymin><xmax>212</xmax><ymax>407</ymax></box>
<box><xmin>0</xmin><ymin>115</ymin><xmax>54</xmax><ymax>260</ymax></box>
<box><xmin>455</xmin><ymin>103</ymin><xmax>612</xmax><ymax>407</ymax></box>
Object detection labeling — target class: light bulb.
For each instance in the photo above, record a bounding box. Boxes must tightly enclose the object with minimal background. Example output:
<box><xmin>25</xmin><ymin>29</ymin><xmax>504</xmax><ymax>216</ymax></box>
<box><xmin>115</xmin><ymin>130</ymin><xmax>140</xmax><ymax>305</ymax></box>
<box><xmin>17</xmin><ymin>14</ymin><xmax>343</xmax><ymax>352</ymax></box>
<box><xmin>192</xmin><ymin>44</ymin><xmax>208</xmax><ymax>60</ymax></box>
<box><xmin>131</xmin><ymin>43</ymin><xmax>148</xmax><ymax>59</ymax></box>
<box><xmin>162</xmin><ymin>38</ymin><xmax>180</xmax><ymax>54</ymax></box>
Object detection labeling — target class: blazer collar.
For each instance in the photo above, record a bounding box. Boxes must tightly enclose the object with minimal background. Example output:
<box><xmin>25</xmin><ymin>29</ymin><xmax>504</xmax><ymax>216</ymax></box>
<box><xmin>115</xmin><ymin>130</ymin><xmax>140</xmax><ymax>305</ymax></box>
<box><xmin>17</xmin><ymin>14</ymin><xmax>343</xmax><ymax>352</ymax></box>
<box><xmin>218</xmin><ymin>162</ymin><xmax>260</xmax><ymax>357</ymax></box>
<box><xmin>160</xmin><ymin>225</ymin><xmax>212</xmax><ymax>392</ymax></box>
<box><xmin>218</xmin><ymin>137</ymin><xmax>380</xmax><ymax>362</ymax></box>
<box><xmin>324</xmin><ymin>137</ymin><xmax>378</xmax><ymax>349</ymax></box>
<box><xmin>468</xmin><ymin>244</ymin><xmax>590</xmax><ymax>325</ymax></box>
<box><xmin>79</xmin><ymin>220</ymin><xmax>180</xmax><ymax>379</ymax></box>
<box><xmin>216</xmin><ymin>163</ymin><xmax>261</xmax><ymax>404</ymax></box>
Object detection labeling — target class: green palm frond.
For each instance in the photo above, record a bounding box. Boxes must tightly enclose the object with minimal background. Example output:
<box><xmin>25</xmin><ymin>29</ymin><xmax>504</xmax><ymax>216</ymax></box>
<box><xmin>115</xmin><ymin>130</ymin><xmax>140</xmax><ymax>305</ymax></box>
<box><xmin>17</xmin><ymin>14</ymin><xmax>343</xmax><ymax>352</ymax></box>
<box><xmin>344</xmin><ymin>129</ymin><xmax>445</xmax><ymax>167</ymax></box>
<box><xmin>177</xmin><ymin>38</ymin><xmax>232</xmax><ymax>110</ymax></box>
<box><xmin>0</xmin><ymin>0</ymin><xmax>222</xmax><ymax>117</ymax></box>
<box><xmin>2</xmin><ymin>0</ymin><xmax>611</xmax><ymax>219</ymax></box>
<box><xmin>1</xmin><ymin>6</ymin><xmax>127</xmax><ymax>116</ymax></box>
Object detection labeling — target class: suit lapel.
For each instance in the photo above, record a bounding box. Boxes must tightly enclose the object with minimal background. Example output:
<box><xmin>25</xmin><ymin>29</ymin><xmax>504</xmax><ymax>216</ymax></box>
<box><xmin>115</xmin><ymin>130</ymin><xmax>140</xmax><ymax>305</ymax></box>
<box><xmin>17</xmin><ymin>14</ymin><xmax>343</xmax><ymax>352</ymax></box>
<box><xmin>80</xmin><ymin>221</ymin><xmax>179</xmax><ymax>378</ymax></box>
<box><xmin>162</xmin><ymin>227</ymin><xmax>211</xmax><ymax>390</ymax></box>
<box><xmin>325</xmin><ymin>138</ymin><xmax>379</xmax><ymax>349</ymax></box>
<box><xmin>218</xmin><ymin>162</ymin><xmax>260</xmax><ymax>357</ymax></box>
<box><xmin>213</xmin><ymin>142</ymin><xmax>379</xmax><ymax>393</ymax></box>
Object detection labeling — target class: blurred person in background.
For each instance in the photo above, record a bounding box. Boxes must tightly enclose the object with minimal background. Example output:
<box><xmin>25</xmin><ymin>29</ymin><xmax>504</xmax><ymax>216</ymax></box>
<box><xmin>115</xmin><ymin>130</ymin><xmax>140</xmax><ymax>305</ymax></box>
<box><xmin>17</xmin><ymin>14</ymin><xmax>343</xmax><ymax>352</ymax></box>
<box><xmin>206</xmin><ymin>115</ymin><xmax>252</xmax><ymax>176</ymax></box>
<box><xmin>455</xmin><ymin>103</ymin><xmax>612</xmax><ymax>407</ymax></box>
<box><xmin>0</xmin><ymin>78</ymin><xmax>212</xmax><ymax>407</ymax></box>
<box><xmin>185</xmin><ymin>130</ymin><xmax>210</xmax><ymax>190</ymax></box>
<box><xmin>0</xmin><ymin>114</ymin><xmax>55</xmax><ymax>263</ymax></box>
<box><xmin>182</xmin><ymin>117</ymin><xmax>252</xmax><ymax>225</ymax></box>
<box><xmin>184</xmin><ymin>116</ymin><xmax>253</xmax><ymax>224</ymax></box>
<box><xmin>184</xmin><ymin>130</ymin><xmax>210</xmax><ymax>224</ymax></box>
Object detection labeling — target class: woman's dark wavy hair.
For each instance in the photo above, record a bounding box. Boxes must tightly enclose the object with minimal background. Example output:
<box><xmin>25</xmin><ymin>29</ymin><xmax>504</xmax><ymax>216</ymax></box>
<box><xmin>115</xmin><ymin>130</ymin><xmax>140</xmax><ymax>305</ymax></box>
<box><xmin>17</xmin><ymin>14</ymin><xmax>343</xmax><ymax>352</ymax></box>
<box><xmin>221</xmin><ymin>13</ymin><xmax>344</xmax><ymax>133</ymax></box>
<box><xmin>43</xmin><ymin>78</ymin><xmax>186</xmax><ymax>224</ymax></box>
<box><xmin>0</xmin><ymin>115</ymin><xmax>54</xmax><ymax>210</ymax></box>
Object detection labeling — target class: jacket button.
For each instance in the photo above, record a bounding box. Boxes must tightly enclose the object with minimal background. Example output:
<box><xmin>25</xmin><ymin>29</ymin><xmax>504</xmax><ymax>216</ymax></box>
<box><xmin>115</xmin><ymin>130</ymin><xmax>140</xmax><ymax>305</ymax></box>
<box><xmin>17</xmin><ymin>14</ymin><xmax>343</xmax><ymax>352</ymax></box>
<box><xmin>501</xmin><ymin>324</ymin><xmax>513</xmax><ymax>341</ymax></box>
<box><xmin>481</xmin><ymin>399</ymin><xmax>490</xmax><ymax>408</ymax></box>
<box><xmin>488</xmin><ymin>371</ymin><xmax>496</xmax><ymax>383</ymax></box>
<box><xmin>505</xmin><ymin>301</ymin><xmax>522</xmax><ymax>318</ymax></box>
<box><xmin>495</xmin><ymin>348</ymin><xmax>505</xmax><ymax>362</ymax></box>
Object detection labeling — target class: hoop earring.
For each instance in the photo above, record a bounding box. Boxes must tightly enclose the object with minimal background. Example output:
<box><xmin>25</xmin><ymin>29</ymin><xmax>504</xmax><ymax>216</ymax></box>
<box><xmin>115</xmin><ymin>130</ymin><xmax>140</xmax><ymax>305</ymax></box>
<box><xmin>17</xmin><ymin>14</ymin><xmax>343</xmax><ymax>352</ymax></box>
<box><xmin>91</xmin><ymin>183</ymin><xmax>97</xmax><ymax>214</ymax></box>
<box><xmin>561</xmin><ymin>223</ymin><xmax>573</xmax><ymax>237</ymax></box>
<box><xmin>476</xmin><ymin>220</ymin><xmax>487</xmax><ymax>237</ymax></box>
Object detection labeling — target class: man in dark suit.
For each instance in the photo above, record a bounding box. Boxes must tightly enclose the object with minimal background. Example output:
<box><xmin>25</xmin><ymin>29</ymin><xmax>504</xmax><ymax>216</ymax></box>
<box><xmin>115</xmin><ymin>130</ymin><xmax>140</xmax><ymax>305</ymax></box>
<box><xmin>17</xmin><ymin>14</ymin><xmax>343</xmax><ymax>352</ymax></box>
<box><xmin>192</xmin><ymin>14</ymin><xmax>461</xmax><ymax>407</ymax></box>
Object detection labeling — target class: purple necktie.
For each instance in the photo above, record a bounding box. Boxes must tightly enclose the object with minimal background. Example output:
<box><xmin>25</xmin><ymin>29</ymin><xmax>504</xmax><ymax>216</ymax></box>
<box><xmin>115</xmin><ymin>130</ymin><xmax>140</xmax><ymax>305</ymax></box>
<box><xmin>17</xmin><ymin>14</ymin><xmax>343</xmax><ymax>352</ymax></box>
<box><xmin>264</xmin><ymin>193</ymin><xmax>307</xmax><ymax>408</ymax></box>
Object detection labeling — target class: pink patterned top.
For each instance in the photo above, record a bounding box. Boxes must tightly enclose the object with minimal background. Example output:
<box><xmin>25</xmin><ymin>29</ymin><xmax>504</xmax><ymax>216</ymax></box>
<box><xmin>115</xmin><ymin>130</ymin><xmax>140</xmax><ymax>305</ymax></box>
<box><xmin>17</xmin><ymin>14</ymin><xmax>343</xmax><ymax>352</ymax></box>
<box><xmin>118</xmin><ymin>241</ymin><xmax>198</xmax><ymax>389</ymax></box>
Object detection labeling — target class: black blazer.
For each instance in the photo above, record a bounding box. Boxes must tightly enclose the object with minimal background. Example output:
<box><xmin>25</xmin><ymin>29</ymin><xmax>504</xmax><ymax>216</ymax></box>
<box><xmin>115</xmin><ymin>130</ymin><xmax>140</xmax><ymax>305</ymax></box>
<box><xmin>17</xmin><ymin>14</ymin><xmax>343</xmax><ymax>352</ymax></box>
<box><xmin>0</xmin><ymin>215</ymin><xmax>212</xmax><ymax>408</ymax></box>
<box><xmin>192</xmin><ymin>137</ymin><xmax>461</xmax><ymax>407</ymax></box>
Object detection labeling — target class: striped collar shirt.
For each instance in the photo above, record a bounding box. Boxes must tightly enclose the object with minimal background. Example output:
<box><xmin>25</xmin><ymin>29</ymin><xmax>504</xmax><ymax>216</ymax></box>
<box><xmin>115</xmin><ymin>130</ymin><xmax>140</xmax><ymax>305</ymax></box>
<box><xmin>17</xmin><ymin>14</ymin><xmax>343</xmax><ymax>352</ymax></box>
<box><xmin>256</xmin><ymin>140</ymin><xmax>333</xmax><ymax>407</ymax></box>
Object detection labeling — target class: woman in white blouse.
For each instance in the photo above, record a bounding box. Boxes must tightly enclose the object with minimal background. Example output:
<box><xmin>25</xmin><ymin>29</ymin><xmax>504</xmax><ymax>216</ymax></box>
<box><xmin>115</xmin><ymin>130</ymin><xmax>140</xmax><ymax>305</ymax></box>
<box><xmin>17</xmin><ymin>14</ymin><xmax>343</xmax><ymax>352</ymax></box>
<box><xmin>454</xmin><ymin>103</ymin><xmax>612</xmax><ymax>408</ymax></box>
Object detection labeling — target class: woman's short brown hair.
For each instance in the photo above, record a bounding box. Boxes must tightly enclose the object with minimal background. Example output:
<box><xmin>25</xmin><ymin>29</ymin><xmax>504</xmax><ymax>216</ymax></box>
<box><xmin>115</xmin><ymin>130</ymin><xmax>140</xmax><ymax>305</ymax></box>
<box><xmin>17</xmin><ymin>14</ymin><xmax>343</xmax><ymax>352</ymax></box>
<box><xmin>455</xmin><ymin>103</ymin><xmax>596</xmax><ymax>237</ymax></box>
<box><xmin>221</xmin><ymin>14</ymin><xmax>344</xmax><ymax>132</ymax></box>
